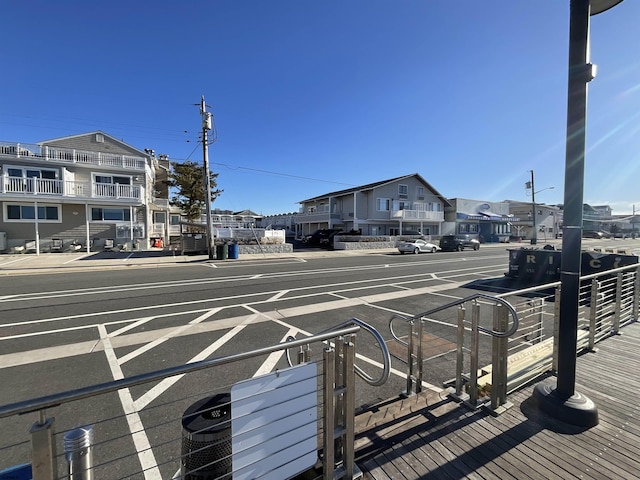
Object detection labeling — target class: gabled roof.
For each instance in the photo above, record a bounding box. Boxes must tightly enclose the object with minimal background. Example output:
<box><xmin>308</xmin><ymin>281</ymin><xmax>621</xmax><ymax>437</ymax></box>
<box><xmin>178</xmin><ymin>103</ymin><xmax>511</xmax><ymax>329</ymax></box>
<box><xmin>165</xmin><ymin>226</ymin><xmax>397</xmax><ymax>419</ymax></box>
<box><xmin>38</xmin><ymin>131</ymin><xmax>149</xmax><ymax>158</ymax></box>
<box><xmin>299</xmin><ymin>173</ymin><xmax>451</xmax><ymax>207</ymax></box>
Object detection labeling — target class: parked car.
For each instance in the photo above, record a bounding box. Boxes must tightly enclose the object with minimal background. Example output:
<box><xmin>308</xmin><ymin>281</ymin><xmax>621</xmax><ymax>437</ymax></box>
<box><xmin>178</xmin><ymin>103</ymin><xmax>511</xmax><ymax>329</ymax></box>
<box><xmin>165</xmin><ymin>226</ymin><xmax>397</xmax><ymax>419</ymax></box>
<box><xmin>302</xmin><ymin>229</ymin><xmax>341</xmax><ymax>246</ymax></box>
<box><xmin>582</xmin><ymin>230</ymin><xmax>605</xmax><ymax>239</ymax></box>
<box><xmin>439</xmin><ymin>234</ymin><xmax>480</xmax><ymax>252</ymax></box>
<box><xmin>398</xmin><ymin>239</ymin><xmax>439</xmax><ymax>254</ymax></box>
<box><xmin>319</xmin><ymin>230</ymin><xmax>343</xmax><ymax>249</ymax></box>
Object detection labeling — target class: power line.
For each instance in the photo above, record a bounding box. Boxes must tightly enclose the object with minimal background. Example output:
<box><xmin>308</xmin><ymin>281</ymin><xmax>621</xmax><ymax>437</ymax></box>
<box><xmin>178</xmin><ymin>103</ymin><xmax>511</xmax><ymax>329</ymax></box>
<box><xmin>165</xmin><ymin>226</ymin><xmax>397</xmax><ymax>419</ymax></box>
<box><xmin>211</xmin><ymin>162</ymin><xmax>355</xmax><ymax>186</ymax></box>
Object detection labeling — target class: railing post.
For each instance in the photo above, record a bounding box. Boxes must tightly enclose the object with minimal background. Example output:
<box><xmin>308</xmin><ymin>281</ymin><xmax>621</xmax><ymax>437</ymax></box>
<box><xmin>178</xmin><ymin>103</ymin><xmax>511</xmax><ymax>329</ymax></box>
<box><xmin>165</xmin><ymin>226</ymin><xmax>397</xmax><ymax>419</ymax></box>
<box><xmin>30</xmin><ymin>410</ymin><xmax>57</xmax><ymax>480</ymax></box>
<box><xmin>323</xmin><ymin>345</ymin><xmax>335</xmax><ymax>480</ymax></box>
<box><xmin>588</xmin><ymin>279</ymin><xmax>599</xmax><ymax>350</ymax></box>
<box><xmin>613</xmin><ymin>273</ymin><xmax>623</xmax><ymax>334</ymax></box>
<box><xmin>634</xmin><ymin>266</ymin><xmax>640</xmax><ymax>322</ymax></box>
<box><xmin>416</xmin><ymin>316</ymin><xmax>424</xmax><ymax>394</ymax></box>
<box><xmin>455</xmin><ymin>305</ymin><xmax>466</xmax><ymax>397</ymax></box>
<box><xmin>405</xmin><ymin>319</ymin><xmax>417</xmax><ymax>396</ymax></box>
<box><xmin>468</xmin><ymin>300</ymin><xmax>480</xmax><ymax>408</ymax></box>
<box><xmin>552</xmin><ymin>285</ymin><xmax>561</xmax><ymax>372</ymax></box>
<box><xmin>490</xmin><ymin>304</ymin><xmax>510</xmax><ymax>413</ymax></box>
<box><xmin>64</xmin><ymin>425</ymin><xmax>94</xmax><ymax>480</ymax></box>
<box><xmin>342</xmin><ymin>336</ymin><xmax>356</xmax><ymax>479</ymax></box>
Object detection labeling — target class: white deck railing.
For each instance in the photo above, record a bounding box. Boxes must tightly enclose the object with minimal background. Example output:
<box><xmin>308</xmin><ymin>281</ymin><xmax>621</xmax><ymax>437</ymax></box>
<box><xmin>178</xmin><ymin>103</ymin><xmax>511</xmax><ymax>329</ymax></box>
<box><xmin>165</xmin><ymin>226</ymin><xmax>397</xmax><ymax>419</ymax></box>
<box><xmin>1</xmin><ymin>175</ymin><xmax>143</xmax><ymax>201</ymax></box>
<box><xmin>0</xmin><ymin>142</ymin><xmax>146</xmax><ymax>171</ymax></box>
<box><xmin>391</xmin><ymin>209</ymin><xmax>444</xmax><ymax>221</ymax></box>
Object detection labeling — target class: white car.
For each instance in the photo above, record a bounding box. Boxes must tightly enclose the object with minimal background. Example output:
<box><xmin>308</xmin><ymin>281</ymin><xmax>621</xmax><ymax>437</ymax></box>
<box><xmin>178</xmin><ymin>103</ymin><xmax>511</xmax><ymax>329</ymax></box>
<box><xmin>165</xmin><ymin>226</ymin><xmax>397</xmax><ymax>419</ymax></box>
<box><xmin>397</xmin><ymin>239</ymin><xmax>439</xmax><ymax>254</ymax></box>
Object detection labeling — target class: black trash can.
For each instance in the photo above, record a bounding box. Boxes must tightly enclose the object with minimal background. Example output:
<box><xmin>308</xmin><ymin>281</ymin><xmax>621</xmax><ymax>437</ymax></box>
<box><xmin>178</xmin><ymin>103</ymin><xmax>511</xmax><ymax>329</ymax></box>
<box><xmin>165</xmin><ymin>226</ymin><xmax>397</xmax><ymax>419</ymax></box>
<box><xmin>181</xmin><ymin>393</ymin><xmax>232</xmax><ymax>479</ymax></box>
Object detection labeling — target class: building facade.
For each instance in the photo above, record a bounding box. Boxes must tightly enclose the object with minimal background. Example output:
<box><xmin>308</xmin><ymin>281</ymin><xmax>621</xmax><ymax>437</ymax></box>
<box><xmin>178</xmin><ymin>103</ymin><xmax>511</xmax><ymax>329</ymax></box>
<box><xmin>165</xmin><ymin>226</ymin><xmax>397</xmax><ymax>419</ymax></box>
<box><xmin>507</xmin><ymin>200</ymin><xmax>562</xmax><ymax>241</ymax></box>
<box><xmin>444</xmin><ymin>198</ymin><xmax>516</xmax><ymax>242</ymax></box>
<box><xmin>296</xmin><ymin>174</ymin><xmax>450</xmax><ymax>238</ymax></box>
<box><xmin>0</xmin><ymin>132</ymin><xmax>169</xmax><ymax>253</ymax></box>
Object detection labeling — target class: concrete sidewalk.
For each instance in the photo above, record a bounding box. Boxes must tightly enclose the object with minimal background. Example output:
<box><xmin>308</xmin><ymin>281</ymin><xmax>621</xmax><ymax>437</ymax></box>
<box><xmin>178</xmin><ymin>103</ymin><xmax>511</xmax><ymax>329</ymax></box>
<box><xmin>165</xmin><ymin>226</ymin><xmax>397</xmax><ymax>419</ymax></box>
<box><xmin>0</xmin><ymin>247</ymin><xmax>404</xmax><ymax>275</ymax></box>
<box><xmin>0</xmin><ymin>240</ymin><xmax>553</xmax><ymax>276</ymax></box>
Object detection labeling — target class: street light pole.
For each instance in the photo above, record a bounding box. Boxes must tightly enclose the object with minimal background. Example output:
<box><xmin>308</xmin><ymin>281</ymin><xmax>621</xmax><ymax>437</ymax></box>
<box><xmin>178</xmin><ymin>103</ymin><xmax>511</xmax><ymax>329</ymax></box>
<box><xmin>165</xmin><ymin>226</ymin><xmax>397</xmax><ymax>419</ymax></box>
<box><xmin>533</xmin><ymin>0</ymin><xmax>623</xmax><ymax>428</ymax></box>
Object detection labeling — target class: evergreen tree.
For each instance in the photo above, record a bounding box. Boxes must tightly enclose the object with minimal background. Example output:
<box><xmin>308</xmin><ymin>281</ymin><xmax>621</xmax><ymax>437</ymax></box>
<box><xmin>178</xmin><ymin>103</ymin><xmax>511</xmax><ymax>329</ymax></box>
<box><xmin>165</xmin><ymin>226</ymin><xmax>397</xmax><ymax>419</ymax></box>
<box><xmin>165</xmin><ymin>161</ymin><xmax>222</xmax><ymax>222</ymax></box>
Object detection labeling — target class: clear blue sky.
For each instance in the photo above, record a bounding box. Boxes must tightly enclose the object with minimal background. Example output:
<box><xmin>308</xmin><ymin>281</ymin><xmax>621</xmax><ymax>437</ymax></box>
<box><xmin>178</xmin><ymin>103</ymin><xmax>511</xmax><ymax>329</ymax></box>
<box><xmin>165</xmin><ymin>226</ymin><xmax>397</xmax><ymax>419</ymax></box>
<box><xmin>2</xmin><ymin>1</ymin><xmax>639</xmax><ymax>215</ymax></box>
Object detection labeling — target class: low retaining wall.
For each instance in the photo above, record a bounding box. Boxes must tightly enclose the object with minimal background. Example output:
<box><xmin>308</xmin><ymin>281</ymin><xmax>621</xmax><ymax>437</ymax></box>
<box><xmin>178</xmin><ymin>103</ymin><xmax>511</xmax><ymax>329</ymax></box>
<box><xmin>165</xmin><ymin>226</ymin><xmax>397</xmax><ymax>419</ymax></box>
<box><xmin>334</xmin><ymin>241</ymin><xmax>395</xmax><ymax>250</ymax></box>
<box><xmin>238</xmin><ymin>243</ymin><xmax>293</xmax><ymax>254</ymax></box>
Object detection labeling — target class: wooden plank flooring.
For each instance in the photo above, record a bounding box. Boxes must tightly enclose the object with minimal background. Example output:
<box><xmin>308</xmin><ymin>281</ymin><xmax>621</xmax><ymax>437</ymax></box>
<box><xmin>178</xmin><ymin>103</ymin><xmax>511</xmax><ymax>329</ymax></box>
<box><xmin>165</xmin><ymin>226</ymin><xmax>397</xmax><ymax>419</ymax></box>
<box><xmin>354</xmin><ymin>321</ymin><xmax>640</xmax><ymax>480</ymax></box>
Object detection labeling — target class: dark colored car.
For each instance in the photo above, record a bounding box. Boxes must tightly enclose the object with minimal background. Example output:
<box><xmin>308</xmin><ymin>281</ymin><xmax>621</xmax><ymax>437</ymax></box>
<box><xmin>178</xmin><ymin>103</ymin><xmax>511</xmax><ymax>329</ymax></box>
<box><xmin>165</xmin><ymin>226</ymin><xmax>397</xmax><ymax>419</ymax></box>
<box><xmin>439</xmin><ymin>234</ymin><xmax>480</xmax><ymax>252</ymax></box>
<box><xmin>302</xmin><ymin>229</ymin><xmax>341</xmax><ymax>246</ymax></box>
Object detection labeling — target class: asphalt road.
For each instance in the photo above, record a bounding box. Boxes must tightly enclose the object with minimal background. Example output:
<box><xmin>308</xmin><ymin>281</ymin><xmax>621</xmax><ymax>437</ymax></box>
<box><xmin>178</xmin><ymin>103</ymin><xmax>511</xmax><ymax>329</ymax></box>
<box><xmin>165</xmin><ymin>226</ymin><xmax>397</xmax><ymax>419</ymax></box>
<box><xmin>1</xmin><ymin>238</ymin><xmax>637</xmax><ymax>478</ymax></box>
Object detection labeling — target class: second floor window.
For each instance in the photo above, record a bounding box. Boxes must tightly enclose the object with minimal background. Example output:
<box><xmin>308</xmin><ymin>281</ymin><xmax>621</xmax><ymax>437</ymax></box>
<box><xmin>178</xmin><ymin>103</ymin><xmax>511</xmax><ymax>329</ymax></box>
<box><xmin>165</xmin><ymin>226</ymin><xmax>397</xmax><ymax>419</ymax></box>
<box><xmin>398</xmin><ymin>184</ymin><xmax>408</xmax><ymax>198</ymax></box>
<box><xmin>377</xmin><ymin>198</ymin><xmax>391</xmax><ymax>211</ymax></box>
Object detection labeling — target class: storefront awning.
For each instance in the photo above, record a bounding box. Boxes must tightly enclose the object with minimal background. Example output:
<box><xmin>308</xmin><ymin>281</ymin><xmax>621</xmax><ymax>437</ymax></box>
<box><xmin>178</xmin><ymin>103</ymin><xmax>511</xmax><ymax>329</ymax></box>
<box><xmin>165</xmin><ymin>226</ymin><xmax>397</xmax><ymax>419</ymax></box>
<box><xmin>457</xmin><ymin>212</ymin><xmax>485</xmax><ymax>220</ymax></box>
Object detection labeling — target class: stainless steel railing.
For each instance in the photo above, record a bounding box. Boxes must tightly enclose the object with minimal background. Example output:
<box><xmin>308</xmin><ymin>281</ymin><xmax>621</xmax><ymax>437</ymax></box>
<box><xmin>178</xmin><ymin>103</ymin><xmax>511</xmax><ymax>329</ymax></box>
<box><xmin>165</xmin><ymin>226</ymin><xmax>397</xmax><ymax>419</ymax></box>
<box><xmin>0</xmin><ymin>325</ymin><xmax>364</xmax><ymax>480</ymax></box>
<box><xmin>286</xmin><ymin>317</ymin><xmax>391</xmax><ymax>387</ymax></box>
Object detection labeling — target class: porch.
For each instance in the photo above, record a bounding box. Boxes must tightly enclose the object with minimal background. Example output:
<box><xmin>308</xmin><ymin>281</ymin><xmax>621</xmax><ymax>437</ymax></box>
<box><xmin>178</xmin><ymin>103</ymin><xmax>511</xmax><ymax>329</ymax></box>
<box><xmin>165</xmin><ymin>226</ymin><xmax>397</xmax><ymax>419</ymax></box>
<box><xmin>0</xmin><ymin>142</ymin><xmax>146</xmax><ymax>171</ymax></box>
<box><xmin>0</xmin><ymin>176</ymin><xmax>143</xmax><ymax>201</ymax></box>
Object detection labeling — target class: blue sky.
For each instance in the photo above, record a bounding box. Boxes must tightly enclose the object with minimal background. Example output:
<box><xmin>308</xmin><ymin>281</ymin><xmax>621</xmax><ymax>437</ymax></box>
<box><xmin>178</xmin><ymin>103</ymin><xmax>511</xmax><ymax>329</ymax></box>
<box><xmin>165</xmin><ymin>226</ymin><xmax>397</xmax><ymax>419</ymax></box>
<box><xmin>2</xmin><ymin>1</ymin><xmax>639</xmax><ymax>215</ymax></box>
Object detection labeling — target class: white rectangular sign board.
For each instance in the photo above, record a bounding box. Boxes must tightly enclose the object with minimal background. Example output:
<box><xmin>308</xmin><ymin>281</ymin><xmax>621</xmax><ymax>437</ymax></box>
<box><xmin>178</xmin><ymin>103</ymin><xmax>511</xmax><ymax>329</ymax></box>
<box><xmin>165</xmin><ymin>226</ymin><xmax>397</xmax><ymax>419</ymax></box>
<box><xmin>231</xmin><ymin>363</ymin><xmax>318</xmax><ymax>479</ymax></box>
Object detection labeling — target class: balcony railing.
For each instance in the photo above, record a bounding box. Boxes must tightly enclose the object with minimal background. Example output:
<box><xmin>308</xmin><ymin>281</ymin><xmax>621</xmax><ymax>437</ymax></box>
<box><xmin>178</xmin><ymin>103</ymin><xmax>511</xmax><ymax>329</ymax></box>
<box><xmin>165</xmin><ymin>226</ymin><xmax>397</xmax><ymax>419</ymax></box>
<box><xmin>391</xmin><ymin>209</ymin><xmax>444</xmax><ymax>221</ymax></box>
<box><xmin>1</xmin><ymin>176</ymin><xmax>143</xmax><ymax>201</ymax></box>
<box><xmin>0</xmin><ymin>142</ymin><xmax>146</xmax><ymax>171</ymax></box>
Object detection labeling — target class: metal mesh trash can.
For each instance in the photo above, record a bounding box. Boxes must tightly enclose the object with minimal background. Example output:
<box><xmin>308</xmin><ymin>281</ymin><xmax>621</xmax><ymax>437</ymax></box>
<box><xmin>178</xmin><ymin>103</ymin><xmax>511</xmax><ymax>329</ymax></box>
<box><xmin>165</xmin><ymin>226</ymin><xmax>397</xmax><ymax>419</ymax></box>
<box><xmin>181</xmin><ymin>393</ymin><xmax>231</xmax><ymax>479</ymax></box>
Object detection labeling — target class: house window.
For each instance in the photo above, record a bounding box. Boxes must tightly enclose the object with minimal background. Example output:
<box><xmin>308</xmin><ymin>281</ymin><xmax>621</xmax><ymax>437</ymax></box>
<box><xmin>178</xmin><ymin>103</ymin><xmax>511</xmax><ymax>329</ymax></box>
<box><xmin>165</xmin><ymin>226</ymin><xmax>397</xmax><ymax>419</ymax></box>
<box><xmin>377</xmin><ymin>198</ymin><xmax>391</xmax><ymax>211</ymax></box>
<box><xmin>5</xmin><ymin>203</ymin><xmax>60</xmax><ymax>222</ymax></box>
<box><xmin>170</xmin><ymin>214</ymin><xmax>181</xmax><ymax>225</ymax></box>
<box><xmin>6</xmin><ymin>166</ymin><xmax>58</xmax><ymax>179</ymax></box>
<box><xmin>94</xmin><ymin>175</ymin><xmax>131</xmax><ymax>185</ymax></box>
<box><xmin>398</xmin><ymin>184</ymin><xmax>408</xmax><ymax>198</ymax></box>
<box><xmin>91</xmin><ymin>207</ymin><xmax>131</xmax><ymax>221</ymax></box>
<box><xmin>416</xmin><ymin>186</ymin><xmax>425</xmax><ymax>199</ymax></box>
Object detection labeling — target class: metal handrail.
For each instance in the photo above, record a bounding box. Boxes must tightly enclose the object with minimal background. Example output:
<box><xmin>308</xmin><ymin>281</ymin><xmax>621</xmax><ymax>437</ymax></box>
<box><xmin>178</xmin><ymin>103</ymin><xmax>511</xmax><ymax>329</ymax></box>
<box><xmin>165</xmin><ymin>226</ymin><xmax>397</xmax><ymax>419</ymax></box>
<box><xmin>0</xmin><ymin>325</ymin><xmax>360</xmax><ymax>419</ymax></box>
<box><xmin>389</xmin><ymin>293</ymin><xmax>520</xmax><ymax>344</ymax></box>
<box><xmin>286</xmin><ymin>318</ymin><xmax>391</xmax><ymax>387</ymax></box>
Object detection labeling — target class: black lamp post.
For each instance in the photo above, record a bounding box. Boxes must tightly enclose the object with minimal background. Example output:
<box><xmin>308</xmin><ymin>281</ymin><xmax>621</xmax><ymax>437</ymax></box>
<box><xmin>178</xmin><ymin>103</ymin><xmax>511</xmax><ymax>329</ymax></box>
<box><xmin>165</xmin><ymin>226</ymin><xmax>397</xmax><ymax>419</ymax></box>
<box><xmin>532</xmin><ymin>0</ymin><xmax>623</xmax><ymax>428</ymax></box>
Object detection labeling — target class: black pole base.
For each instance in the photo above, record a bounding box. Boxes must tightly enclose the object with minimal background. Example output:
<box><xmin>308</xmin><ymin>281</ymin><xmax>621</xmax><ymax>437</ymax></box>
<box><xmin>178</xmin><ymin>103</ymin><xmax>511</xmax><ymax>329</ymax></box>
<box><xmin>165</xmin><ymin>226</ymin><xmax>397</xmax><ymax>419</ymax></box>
<box><xmin>532</xmin><ymin>379</ymin><xmax>598</xmax><ymax>428</ymax></box>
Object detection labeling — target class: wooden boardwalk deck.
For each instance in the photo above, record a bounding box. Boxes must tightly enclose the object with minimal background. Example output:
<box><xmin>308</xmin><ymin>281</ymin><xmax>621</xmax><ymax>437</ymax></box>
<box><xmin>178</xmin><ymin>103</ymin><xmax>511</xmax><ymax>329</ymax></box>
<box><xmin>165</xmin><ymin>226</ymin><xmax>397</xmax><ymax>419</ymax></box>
<box><xmin>354</xmin><ymin>321</ymin><xmax>640</xmax><ymax>480</ymax></box>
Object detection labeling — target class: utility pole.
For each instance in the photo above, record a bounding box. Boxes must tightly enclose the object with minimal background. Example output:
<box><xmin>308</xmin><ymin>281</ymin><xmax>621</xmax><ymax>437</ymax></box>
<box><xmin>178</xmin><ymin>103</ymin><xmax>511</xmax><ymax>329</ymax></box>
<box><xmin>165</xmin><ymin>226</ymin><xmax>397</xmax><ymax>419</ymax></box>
<box><xmin>200</xmin><ymin>96</ymin><xmax>215</xmax><ymax>260</ymax></box>
<box><xmin>527</xmin><ymin>170</ymin><xmax>537</xmax><ymax>245</ymax></box>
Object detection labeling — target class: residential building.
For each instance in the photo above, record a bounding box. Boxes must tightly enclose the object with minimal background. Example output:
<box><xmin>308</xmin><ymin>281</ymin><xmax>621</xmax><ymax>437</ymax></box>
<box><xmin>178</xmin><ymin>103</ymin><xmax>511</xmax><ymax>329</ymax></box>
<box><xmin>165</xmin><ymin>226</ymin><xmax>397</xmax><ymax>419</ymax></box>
<box><xmin>296</xmin><ymin>174</ymin><xmax>449</xmax><ymax>237</ymax></box>
<box><xmin>507</xmin><ymin>200</ymin><xmax>562</xmax><ymax>241</ymax></box>
<box><xmin>444</xmin><ymin>198</ymin><xmax>516</xmax><ymax>243</ymax></box>
<box><xmin>0</xmin><ymin>132</ymin><xmax>169</xmax><ymax>252</ymax></box>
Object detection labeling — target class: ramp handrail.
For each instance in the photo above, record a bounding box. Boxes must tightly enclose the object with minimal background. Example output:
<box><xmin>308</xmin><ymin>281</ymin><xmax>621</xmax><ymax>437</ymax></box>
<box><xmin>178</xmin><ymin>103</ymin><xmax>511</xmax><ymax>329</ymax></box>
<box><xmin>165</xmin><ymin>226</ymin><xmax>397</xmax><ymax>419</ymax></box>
<box><xmin>286</xmin><ymin>318</ymin><xmax>391</xmax><ymax>387</ymax></box>
<box><xmin>389</xmin><ymin>293</ymin><xmax>519</xmax><ymax>410</ymax></box>
<box><xmin>389</xmin><ymin>293</ymin><xmax>519</xmax><ymax>344</ymax></box>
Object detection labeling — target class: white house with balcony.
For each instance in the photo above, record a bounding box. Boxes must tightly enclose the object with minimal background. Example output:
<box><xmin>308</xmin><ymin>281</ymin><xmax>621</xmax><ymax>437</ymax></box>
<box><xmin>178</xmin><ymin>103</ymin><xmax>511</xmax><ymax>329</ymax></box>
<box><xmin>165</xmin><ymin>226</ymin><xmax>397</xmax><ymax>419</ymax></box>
<box><xmin>297</xmin><ymin>173</ymin><xmax>449</xmax><ymax>238</ymax></box>
<box><xmin>0</xmin><ymin>131</ymin><xmax>169</xmax><ymax>253</ymax></box>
